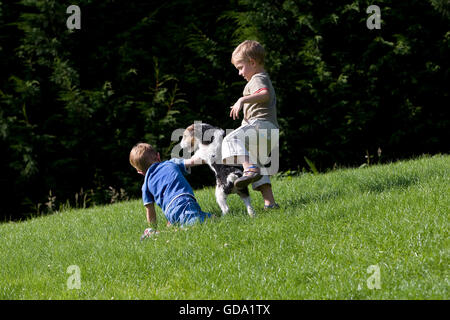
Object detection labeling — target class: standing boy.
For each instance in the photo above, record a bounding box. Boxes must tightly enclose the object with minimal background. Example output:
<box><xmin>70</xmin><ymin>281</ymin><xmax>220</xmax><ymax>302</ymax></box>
<box><xmin>223</xmin><ymin>40</ymin><xmax>279</xmax><ymax>209</ymax></box>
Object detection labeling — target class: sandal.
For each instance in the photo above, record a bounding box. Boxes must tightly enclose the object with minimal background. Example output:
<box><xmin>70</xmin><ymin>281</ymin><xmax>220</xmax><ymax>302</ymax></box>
<box><xmin>234</xmin><ymin>166</ymin><xmax>262</xmax><ymax>188</ymax></box>
<box><xmin>264</xmin><ymin>203</ymin><xmax>280</xmax><ymax>210</ymax></box>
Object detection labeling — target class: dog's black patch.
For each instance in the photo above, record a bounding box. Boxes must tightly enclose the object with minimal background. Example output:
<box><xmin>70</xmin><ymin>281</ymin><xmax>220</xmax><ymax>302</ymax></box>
<box><xmin>211</xmin><ymin>164</ymin><xmax>249</xmax><ymax>196</ymax></box>
<box><xmin>236</xmin><ymin>186</ymin><xmax>250</xmax><ymax>197</ymax></box>
<box><xmin>193</xmin><ymin>123</ymin><xmax>224</xmax><ymax>145</ymax></box>
<box><xmin>211</xmin><ymin>163</ymin><xmax>245</xmax><ymax>194</ymax></box>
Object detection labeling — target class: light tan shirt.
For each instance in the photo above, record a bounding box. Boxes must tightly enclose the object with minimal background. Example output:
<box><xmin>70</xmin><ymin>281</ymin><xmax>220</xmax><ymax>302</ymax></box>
<box><xmin>242</xmin><ymin>72</ymin><xmax>279</xmax><ymax>128</ymax></box>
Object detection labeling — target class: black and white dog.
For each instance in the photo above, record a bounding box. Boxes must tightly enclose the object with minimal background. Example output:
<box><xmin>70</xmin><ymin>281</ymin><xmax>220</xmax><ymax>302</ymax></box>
<box><xmin>180</xmin><ymin>123</ymin><xmax>255</xmax><ymax>217</ymax></box>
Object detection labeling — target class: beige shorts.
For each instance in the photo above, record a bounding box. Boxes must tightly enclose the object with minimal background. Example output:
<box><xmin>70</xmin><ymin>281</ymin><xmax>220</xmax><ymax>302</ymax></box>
<box><xmin>222</xmin><ymin>119</ymin><xmax>279</xmax><ymax>190</ymax></box>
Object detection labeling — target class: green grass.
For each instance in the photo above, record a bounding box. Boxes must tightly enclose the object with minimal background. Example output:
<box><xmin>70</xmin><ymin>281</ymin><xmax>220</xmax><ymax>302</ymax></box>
<box><xmin>0</xmin><ymin>155</ymin><xmax>448</xmax><ymax>299</ymax></box>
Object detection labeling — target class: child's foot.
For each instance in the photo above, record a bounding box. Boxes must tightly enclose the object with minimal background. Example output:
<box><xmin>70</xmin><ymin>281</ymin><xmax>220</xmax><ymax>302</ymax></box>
<box><xmin>264</xmin><ymin>203</ymin><xmax>280</xmax><ymax>210</ymax></box>
<box><xmin>234</xmin><ymin>166</ymin><xmax>262</xmax><ymax>188</ymax></box>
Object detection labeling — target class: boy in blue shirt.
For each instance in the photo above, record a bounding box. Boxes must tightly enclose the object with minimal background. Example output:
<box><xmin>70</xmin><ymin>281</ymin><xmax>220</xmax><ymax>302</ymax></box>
<box><xmin>129</xmin><ymin>143</ymin><xmax>211</xmax><ymax>236</ymax></box>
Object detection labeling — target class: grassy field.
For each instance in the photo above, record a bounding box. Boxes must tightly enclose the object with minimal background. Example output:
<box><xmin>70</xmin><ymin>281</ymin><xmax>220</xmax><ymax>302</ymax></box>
<box><xmin>0</xmin><ymin>155</ymin><xmax>448</xmax><ymax>299</ymax></box>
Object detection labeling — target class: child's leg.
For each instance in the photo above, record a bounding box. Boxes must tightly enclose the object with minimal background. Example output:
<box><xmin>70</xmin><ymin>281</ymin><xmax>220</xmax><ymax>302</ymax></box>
<box><xmin>230</xmin><ymin>155</ymin><xmax>259</xmax><ymax>174</ymax></box>
<box><xmin>253</xmin><ymin>176</ymin><xmax>279</xmax><ymax>208</ymax></box>
<box><xmin>255</xmin><ymin>183</ymin><xmax>276</xmax><ymax>206</ymax></box>
<box><xmin>178</xmin><ymin>199</ymin><xmax>213</xmax><ymax>226</ymax></box>
<box><xmin>241</xmin><ymin>155</ymin><xmax>257</xmax><ymax>171</ymax></box>
<box><xmin>234</xmin><ymin>161</ymin><xmax>262</xmax><ymax>188</ymax></box>
<box><xmin>222</xmin><ymin>126</ymin><xmax>262</xmax><ymax>188</ymax></box>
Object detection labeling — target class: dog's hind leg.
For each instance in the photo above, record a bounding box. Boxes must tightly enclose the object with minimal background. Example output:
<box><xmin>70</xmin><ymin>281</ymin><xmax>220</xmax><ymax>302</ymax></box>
<box><xmin>236</xmin><ymin>188</ymin><xmax>255</xmax><ymax>218</ymax></box>
<box><xmin>215</xmin><ymin>186</ymin><xmax>229</xmax><ymax>215</ymax></box>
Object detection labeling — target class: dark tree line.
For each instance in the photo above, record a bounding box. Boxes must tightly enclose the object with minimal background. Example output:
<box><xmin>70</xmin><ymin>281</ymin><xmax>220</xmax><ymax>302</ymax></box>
<box><xmin>0</xmin><ymin>0</ymin><xmax>448</xmax><ymax>220</ymax></box>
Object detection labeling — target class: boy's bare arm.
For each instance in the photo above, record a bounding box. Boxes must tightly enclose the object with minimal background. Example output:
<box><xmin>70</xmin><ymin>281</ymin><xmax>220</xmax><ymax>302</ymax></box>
<box><xmin>240</xmin><ymin>89</ymin><xmax>270</xmax><ymax>104</ymax></box>
<box><xmin>184</xmin><ymin>157</ymin><xmax>206</xmax><ymax>168</ymax></box>
<box><xmin>230</xmin><ymin>89</ymin><xmax>270</xmax><ymax>120</ymax></box>
<box><xmin>145</xmin><ymin>203</ymin><xmax>157</xmax><ymax>229</ymax></box>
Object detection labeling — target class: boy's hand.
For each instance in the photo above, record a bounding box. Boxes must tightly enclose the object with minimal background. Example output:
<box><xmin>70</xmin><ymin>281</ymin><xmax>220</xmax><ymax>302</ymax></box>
<box><xmin>140</xmin><ymin>227</ymin><xmax>159</xmax><ymax>241</ymax></box>
<box><xmin>230</xmin><ymin>90</ymin><xmax>269</xmax><ymax>120</ymax></box>
<box><xmin>230</xmin><ymin>98</ymin><xmax>244</xmax><ymax>120</ymax></box>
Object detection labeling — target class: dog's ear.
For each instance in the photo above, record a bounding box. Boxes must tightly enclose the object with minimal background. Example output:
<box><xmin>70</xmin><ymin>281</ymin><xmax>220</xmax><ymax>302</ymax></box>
<box><xmin>200</xmin><ymin>123</ymin><xmax>217</xmax><ymax>145</ymax></box>
<box><xmin>186</xmin><ymin>124</ymin><xmax>195</xmax><ymax>133</ymax></box>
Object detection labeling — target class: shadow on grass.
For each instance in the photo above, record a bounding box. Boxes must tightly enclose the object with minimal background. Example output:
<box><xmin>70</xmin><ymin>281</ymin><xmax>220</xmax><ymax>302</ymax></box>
<box><xmin>281</xmin><ymin>189</ymin><xmax>344</xmax><ymax>209</ymax></box>
<box><xmin>278</xmin><ymin>172</ymin><xmax>422</xmax><ymax>211</ymax></box>
<box><xmin>205</xmin><ymin>170</ymin><xmax>424</xmax><ymax>216</ymax></box>
<box><xmin>357</xmin><ymin>173</ymin><xmax>421</xmax><ymax>193</ymax></box>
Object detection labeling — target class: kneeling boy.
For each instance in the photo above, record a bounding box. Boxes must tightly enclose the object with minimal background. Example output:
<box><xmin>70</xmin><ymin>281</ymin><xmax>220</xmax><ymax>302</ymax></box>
<box><xmin>129</xmin><ymin>143</ymin><xmax>211</xmax><ymax>233</ymax></box>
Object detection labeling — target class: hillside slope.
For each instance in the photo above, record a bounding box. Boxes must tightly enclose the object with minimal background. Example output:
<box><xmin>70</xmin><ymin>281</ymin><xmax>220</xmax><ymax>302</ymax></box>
<box><xmin>0</xmin><ymin>155</ymin><xmax>448</xmax><ymax>299</ymax></box>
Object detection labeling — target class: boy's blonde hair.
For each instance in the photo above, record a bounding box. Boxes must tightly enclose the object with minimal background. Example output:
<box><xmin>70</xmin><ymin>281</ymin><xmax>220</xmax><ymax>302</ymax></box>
<box><xmin>231</xmin><ymin>40</ymin><xmax>265</xmax><ymax>65</ymax></box>
<box><xmin>129</xmin><ymin>143</ymin><xmax>159</xmax><ymax>173</ymax></box>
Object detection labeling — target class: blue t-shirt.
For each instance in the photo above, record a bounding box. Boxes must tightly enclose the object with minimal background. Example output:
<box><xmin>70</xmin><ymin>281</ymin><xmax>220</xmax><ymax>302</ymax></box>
<box><xmin>142</xmin><ymin>158</ymin><xmax>194</xmax><ymax>214</ymax></box>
